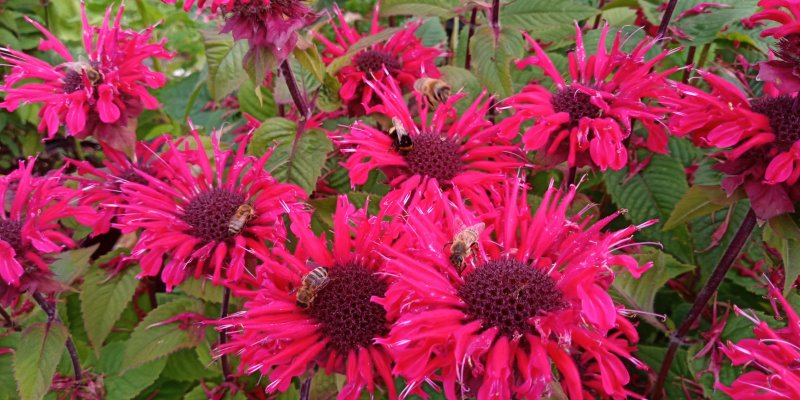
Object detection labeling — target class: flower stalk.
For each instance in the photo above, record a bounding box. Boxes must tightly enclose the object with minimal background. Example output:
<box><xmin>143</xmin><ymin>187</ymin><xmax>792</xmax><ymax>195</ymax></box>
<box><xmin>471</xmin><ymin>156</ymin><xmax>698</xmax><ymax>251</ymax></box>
<box><xmin>652</xmin><ymin>208</ymin><xmax>757</xmax><ymax>400</ymax></box>
<box><xmin>32</xmin><ymin>292</ymin><xmax>83</xmax><ymax>382</ymax></box>
<box><xmin>464</xmin><ymin>8</ymin><xmax>478</xmax><ymax>70</ymax></box>
<box><xmin>656</xmin><ymin>0</ymin><xmax>680</xmax><ymax>40</ymax></box>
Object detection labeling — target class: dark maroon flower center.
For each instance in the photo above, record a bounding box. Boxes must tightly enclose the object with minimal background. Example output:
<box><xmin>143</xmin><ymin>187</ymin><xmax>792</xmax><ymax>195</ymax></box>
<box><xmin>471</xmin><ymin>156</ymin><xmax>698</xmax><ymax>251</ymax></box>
<box><xmin>776</xmin><ymin>33</ymin><xmax>800</xmax><ymax>65</ymax></box>
<box><xmin>354</xmin><ymin>50</ymin><xmax>401</xmax><ymax>73</ymax></box>
<box><xmin>118</xmin><ymin>168</ymin><xmax>150</xmax><ymax>187</ymax></box>
<box><xmin>403</xmin><ymin>133</ymin><xmax>464</xmax><ymax>182</ymax></box>
<box><xmin>61</xmin><ymin>62</ymin><xmax>102</xmax><ymax>94</ymax></box>
<box><xmin>181</xmin><ymin>188</ymin><xmax>245</xmax><ymax>243</ymax></box>
<box><xmin>307</xmin><ymin>261</ymin><xmax>389</xmax><ymax>354</ymax></box>
<box><xmin>458</xmin><ymin>259</ymin><xmax>566</xmax><ymax>338</ymax></box>
<box><xmin>62</xmin><ymin>70</ymin><xmax>85</xmax><ymax>94</ymax></box>
<box><xmin>0</xmin><ymin>219</ymin><xmax>24</xmax><ymax>254</ymax></box>
<box><xmin>551</xmin><ymin>86</ymin><xmax>603</xmax><ymax>126</ymax></box>
<box><xmin>751</xmin><ymin>95</ymin><xmax>800</xmax><ymax>151</ymax></box>
<box><xmin>230</xmin><ymin>0</ymin><xmax>269</xmax><ymax>17</ymax></box>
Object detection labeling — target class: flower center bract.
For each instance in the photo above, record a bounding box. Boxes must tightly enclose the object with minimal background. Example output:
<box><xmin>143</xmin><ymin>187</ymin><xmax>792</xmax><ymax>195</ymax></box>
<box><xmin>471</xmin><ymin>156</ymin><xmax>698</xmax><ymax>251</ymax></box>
<box><xmin>354</xmin><ymin>50</ymin><xmax>401</xmax><ymax>73</ymax></box>
<box><xmin>458</xmin><ymin>259</ymin><xmax>566</xmax><ymax>338</ymax></box>
<box><xmin>181</xmin><ymin>188</ymin><xmax>245</xmax><ymax>243</ymax></box>
<box><xmin>403</xmin><ymin>133</ymin><xmax>464</xmax><ymax>182</ymax></box>
<box><xmin>777</xmin><ymin>33</ymin><xmax>800</xmax><ymax>65</ymax></box>
<box><xmin>307</xmin><ymin>262</ymin><xmax>389</xmax><ymax>354</ymax></box>
<box><xmin>551</xmin><ymin>86</ymin><xmax>603</xmax><ymax>126</ymax></box>
<box><xmin>0</xmin><ymin>219</ymin><xmax>24</xmax><ymax>254</ymax></box>
<box><xmin>751</xmin><ymin>95</ymin><xmax>800</xmax><ymax>150</ymax></box>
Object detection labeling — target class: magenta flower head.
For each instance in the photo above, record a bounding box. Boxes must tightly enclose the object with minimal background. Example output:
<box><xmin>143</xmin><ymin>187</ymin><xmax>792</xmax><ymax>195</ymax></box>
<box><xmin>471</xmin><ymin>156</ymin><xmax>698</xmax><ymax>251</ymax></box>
<box><xmin>743</xmin><ymin>0</ymin><xmax>800</xmax><ymax>92</ymax></box>
<box><xmin>315</xmin><ymin>4</ymin><xmax>444</xmax><ymax>115</ymax></box>
<box><xmin>217</xmin><ymin>196</ymin><xmax>401</xmax><ymax>399</ymax></box>
<box><xmin>376</xmin><ymin>180</ymin><xmax>654</xmax><ymax>399</ymax></box>
<box><xmin>664</xmin><ymin>70</ymin><xmax>800</xmax><ymax>219</ymax></box>
<box><xmin>0</xmin><ymin>158</ymin><xmax>97</xmax><ymax>305</ymax></box>
<box><xmin>0</xmin><ymin>2</ymin><xmax>171</xmax><ymax>155</ymax></box>
<box><xmin>337</xmin><ymin>77</ymin><xmax>524</xmax><ymax>213</ymax></box>
<box><xmin>166</xmin><ymin>0</ymin><xmax>315</xmax><ymax>64</ymax></box>
<box><xmin>116</xmin><ymin>131</ymin><xmax>306</xmax><ymax>291</ymax></box>
<box><xmin>500</xmin><ymin>24</ymin><xmax>678</xmax><ymax>171</ymax></box>
<box><xmin>718</xmin><ymin>283</ymin><xmax>800</xmax><ymax>399</ymax></box>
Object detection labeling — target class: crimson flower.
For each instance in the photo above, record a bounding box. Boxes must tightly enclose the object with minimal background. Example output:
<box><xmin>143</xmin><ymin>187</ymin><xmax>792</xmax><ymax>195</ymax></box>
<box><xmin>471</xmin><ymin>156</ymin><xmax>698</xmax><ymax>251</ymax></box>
<box><xmin>337</xmin><ymin>77</ymin><xmax>523</xmax><ymax>213</ymax></box>
<box><xmin>217</xmin><ymin>196</ymin><xmax>400</xmax><ymax>399</ymax></box>
<box><xmin>315</xmin><ymin>5</ymin><xmax>444</xmax><ymax>115</ymax></box>
<box><xmin>116</xmin><ymin>131</ymin><xmax>305</xmax><ymax>290</ymax></box>
<box><xmin>165</xmin><ymin>0</ymin><xmax>315</xmax><ymax>64</ymax></box>
<box><xmin>376</xmin><ymin>180</ymin><xmax>654</xmax><ymax>399</ymax></box>
<box><xmin>0</xmin><ymin>158</ymin><xmax>96</xmax><ymax>306</ymax></box>
<box><xmin>0</xmin><ymin>3</ymin><xmax>171</xmax><ymax>155</ymax></box>
<box><xmin>743</xmin><ymin>1</ymin><xmax>800</xmax><ymax>92</ymax></box>
<box><xmin>499</xmin><ymin>24</ymin><xmax>677</xmax><ymax>171</ymax></box>
<box><xmin>663</xmin><ymin>70</ymin><xmax>800</xmax><ymax>219</ymax></box>
<box><xmin>718</xmin><ymin>284</ymin><xmax>800</xmax><ymax>399</ymax></box>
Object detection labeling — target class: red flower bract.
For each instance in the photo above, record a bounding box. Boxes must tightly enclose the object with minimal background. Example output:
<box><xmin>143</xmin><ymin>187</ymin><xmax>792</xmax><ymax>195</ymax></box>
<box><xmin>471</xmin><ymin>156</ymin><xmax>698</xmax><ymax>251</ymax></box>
<box><xmin>337</xmin><ymin>77</ymin><xmax>523</xmax><ymax>214</ymax></box>
<box><xmin>0</xmin><ymin>158</ymin><xmax>96</xmax><ymax>305</ymax></box>
<box><xmin>663</xmin><ymin>70</ymin><xmax>800</xmax><ymax>219</ymax></box>
<box><xmin>217</xmin><ymin>196</ymin><xmax>401</xmax><ymax>399</ymax></box>
<box><xmin>376</xmin><ymin>180</ymin><xmax>654</xmax><ymax>399</ymax></box>
<box><xmin>500</xmin><ymin>24</ymin><xmax>677</xmax><ymax>171</ymax></box>
<box><xmin>315</xmin><ymin>5</ymin><xmax>444</xmax><ymax>115</ymax></box>
<box><xmin>747</xmin><ymin>0</ymin><xmax>800</xmax><ymax>39</ymax></box>
<box><xmin>116</xmin><ymin>131</ymin><xmax>305</xmax><ymax>290</ymax></box>
<box><xmin>0</xmin><ymin>2</ymin><xmax>171</xmax><ymax>155</ymax></box>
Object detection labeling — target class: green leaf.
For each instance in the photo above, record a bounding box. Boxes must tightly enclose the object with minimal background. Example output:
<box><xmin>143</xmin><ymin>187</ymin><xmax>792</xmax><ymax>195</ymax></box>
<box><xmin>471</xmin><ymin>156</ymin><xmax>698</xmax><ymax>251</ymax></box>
<box><xmin>380</xmin><ymin>0</ymin><xmax>459</xmax><ymax>18</ymax></box>
<box><xmin>14</xmin><ymin>323</ymin><xmax>68</xmax><ymax>400</ymax></box>
<box><xmin>238</xmin><ymin>79</ymin><xmax>277</xmax><ymax>122</ymax></box>
<box><xmin>613</xmin><ymin>249</ymin><xmax>696</xmax><ymax>316</ymax></box>
<box><xmin>471</xmin><ymin>26</ymin><xmax>525</xmax><ymax>99</ymax></box>
<box><xmin>98</xmin><ymin>342</ymin><xmax>167</xmax><ymax>400</ymax></box>
<box><xmin>293</xmin><ymin>45</ymin><xmax>327</xmax><ymax>82</ymax></box>
<box><xmin>325</xmin><ymin>28</ymin><xmax>402</xmax><ymax>74</ymax></box>
<box><xmin>161</xmin><ymin>349</ymin><xmax>218</xmax><ymax>382</ymax></box>
<box><xmin>80</xmin><ymin>264</ymin><xmax>139</xmax><ymax>352</ymax></box>
<box><xmin>0</xmin><ymin>332</ymin><xmax>19</xmax><ymax>400</ymax></box>
<box><xmin>309</xmin><ymin>192</ymin><xmax>383</xmax><ymax>229</ymax></box>
<box><xmin>501</xmin><ymin>0</ymin><xmax>599</xmax><ymax>42</ymax></box>
<box><xmin>604</xmin><ymin>155</ymin><xmax>693</xmax><ymax>263</ymax></box>
<box><xmin>663</xmin><ymin>186</ymin><xmax>736</xmax><ymax>231</ymax></box>
<box><xmin>763</xmin><ymin>217</ymin><xmax>800</xmax><ymax>295</ymax></box>
<box><xmin>415</xmin><ymin>17</ymin><xmax>448</xmax><ymax>47</ymax></box>
<box><xmin>202</xmin><ymin>30</ymin><xmax>249</xmax><ymax>101</ymax></box>
<box><xmin>670</xmin><ymin>0</ymin><xmax>760</xmax><ymax>45</ymax></box>
<box><xmin>250</xmin><ymin>118</ymin><xmax>333</xmax><ymax>194</ymax></box>
<box><xmin>121</xmin><ymin>297</ymin><xmax>205</xmax><ymax>373</ymax></box>
<box><xmin>50</xmin><ymin>245</ymin><xmax>99</xmax><ymax>287</ymax></box>
<box><xmin>177</xmin><ymin>277</ymin><xmax>225</xmax><ymax>304</ymax></box>
<box><xmin>439</xmin><ymin>65</ymin><xmax>482</xmax><ymax>112</ymax></box>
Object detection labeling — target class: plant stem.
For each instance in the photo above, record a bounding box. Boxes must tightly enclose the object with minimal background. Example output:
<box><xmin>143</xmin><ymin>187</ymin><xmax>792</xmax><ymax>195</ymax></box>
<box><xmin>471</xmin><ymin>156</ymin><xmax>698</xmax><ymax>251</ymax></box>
<box><xmin>450</xmin><ymin>17</ymin><xmax>460</xmax><ymax>64</ymax></box>
<box><xmin>299</xmin><ymin>375</ymin><xmax>313</xmax><ymax>400</ymax></box>
<box><xmin>219</xmin><ymin>287</ymin><xmax>231</xmax><ymax>381</ymax></box>
<box><xmin>696</xmin><ymin>43</ymin><xmax>712</xmax><ymax>69</ymax></box>
<box><xmin>280</xmin><ymin>60</ymin><xmax>310</xmax><ymax>121</ymax></box>
<box><xmin>32</xmin><ymin>293</ymin><xmax>82</xmax><ymax>382</ymax></box>
<box><xmin>564</xmin><ymin>166</ymin><xmax>577</xmax><ymax>188</ymax></box>
<box><xmin>651</xmin><ymin>208</ymin><xmax>757</xmax><ymax>400</ymax></box>
<box><xmin>490</xmin><ymin>0</ymin><xmax>501</xmax><ymax>36</ymax></box>
<box><xmin>655</xmin><ymin>0</ymin><xmax>680</xmax><ymax>40</ymax></box>
<box><xmin>593</xmin><ymin>0</ymin><xmax>607</xmax><ymax>29</ymax></box>
<box><xmin>464</xmin><ymin>8</ymin><xmax>478</xmax><ymax>70</ymax></box>
<box><xmin>0</xmin><ymin>307</ymin><xmax>17</xmax><ymax>330</ymax></box>
<box><xmin>681</xmin><ymin>46</ymin><xmax>696</xmax><ymax>83</ymax></box>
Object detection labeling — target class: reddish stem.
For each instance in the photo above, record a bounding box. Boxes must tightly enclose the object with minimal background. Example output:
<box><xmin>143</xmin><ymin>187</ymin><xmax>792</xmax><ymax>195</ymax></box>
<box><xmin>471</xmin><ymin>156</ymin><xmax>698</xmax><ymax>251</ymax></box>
<box><xmin>655</xmin><ymin>0</ymin><xmax>680</xmax><ymax>40</ymax></box>
<box><xmin>32</xmin><ymin>293</ymin><xmax>82</xmax><ymax>382</ymax></box>
<box><xmin>464</xmin><ymin>8</ymin><xmax>478</xmax><ymax>70</ymax></box>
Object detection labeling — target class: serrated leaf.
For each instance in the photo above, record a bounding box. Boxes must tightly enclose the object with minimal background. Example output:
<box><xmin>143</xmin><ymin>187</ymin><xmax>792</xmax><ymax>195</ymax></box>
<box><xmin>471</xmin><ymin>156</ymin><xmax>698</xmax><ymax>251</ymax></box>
<box><xmin>14</xmin><ymin>323</ymin><xmax>68</xmax><ymax>400</ymax></box>
<box><xmin>99</xmin><ymin>342</ymin><xmax>167</xmax><ymax>400</ymax></box>
<box><xmin>325</xmin><ymin>28</ymin><xmax>402</xmax><ymax>74</ymax></box>
<box><xmin>202</xmin><ymin>30</ymin><xmax>249</xmax><ymax>101</ymax></box>
<box><xmin>80</xmin><ymin>265</ymin><xmax>138</xmax><ymax>352</ymax></box>
<box><xmin>121</xmin><ymin>297</ymin><xmax>205</xmax><ymax>373</ymax></box>
<box><xmin>439</xmin><ymin>65</ymin><xmax>482</xmax><ymax>113</ymax></box>
<box><xmin>501</xmin><ymin>0</ymin><xmax>599</xmax><ymax>42</ymax></box>
<box><xmin>613</xmin><ymin>249</ymin><xmax>696</xmax><ymax>316</ymax></box>
<box><xmin>249</xmin><ymin>118</ymin><xmax>333</xmax><ymax>194</ymax></box>
<box><xmin>669</xmin><ymin>0</ymin><xmax>759</xmax><ymax>45</ymax></box>
<box><xmin>693</xmin><ymin>201</ymin><xmax>753</xmax><ymax>279</ymax></box>
<box><xmin>605</xmin><ymin>155</ymin><xmax>693</xmax><ymax>263</ymax></box>
<box><xmin>293</xmin><ymin>45</ymin><xmax>326</xmax><ymax>82</ymax></box>
<box><xmin>471</xmin><ymin>26</ymin><xmax>525</xmax><ymax>98</ymax></box>
<box><xmin>161</xmin><ymin>349</ymin><xmax>218</xmax><ymax>382</ymax></box>
<box><xmin>763</xmin><ymin>218</ymin><xmax>800</xmax><ymax>295</ymax></box>
<box><xmin>415</xmin><ymin>17</ymin><xmax>448</xmax><ymax>47</ymax></box>
<box><xmin>238</xmin><ymin>79</ymin><xmax>277</xmax><ymax>121</ymax></box>
<box><xmin>380</xmin><ymin>0</ymin><xmax>459</xmax><ymax>18</ymax></box>
<box><xmin>178</xmin><ymin>277</ymin><xmax>225</xmax><ymax>304</ymax></box>
<box><xmin>663</xmin><ymin>186</ymin><xmax>734</xmax><ymax>231</ymax></box>
<box><xmin>0</xmin><ymin>332</ymin><xmax>18</xmax><ymax>399</ymax></box>
<box><xmin>50</xmin><ymin>245</ymin><xmax>99</xmax><ymax>287</ymax></box>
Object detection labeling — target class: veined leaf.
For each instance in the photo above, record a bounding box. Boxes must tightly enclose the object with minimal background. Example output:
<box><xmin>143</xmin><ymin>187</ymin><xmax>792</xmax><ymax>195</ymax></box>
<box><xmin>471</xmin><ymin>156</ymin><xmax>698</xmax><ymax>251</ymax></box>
<box><xmin>238</xmin><ymin>79</ymin><xmax>277</xmax><ymax>122</ymax></box>
<box><xmin>178</xmin><ymin>277</ymin><xmax>225</xmax><ymax>304</ymax></box>
<box><xmin>613</xmin><ymin>249</ymin><xmax>696</xmax><ymax>317</ymax></box>
<box><xmin>439</xmin><ymin>65</ymin><xmax>482</xmax><ymax>113</ymax></box>
<box><xmin>663</xmin><ymin>185</ymin><xmax>737</xmax><ymax>231</ymax></box>
<box><xmin>381</xmin><ymin>0</ymin><xmax>459</xmax><ymax>18</ymax></box>
<box><xmin>121</xmin><ymin>297</ymin><xmax>205</xmax><ymax>373</ymax></box>
<box><xmin>14</xmin><ymin>323</ymin><xmax>68</xmax><ymax>400</ymax></box>
<box><xmin>98</xmin><ymin>342</ymin><xmax>167</xmax><ymax>400</ymax></box>
<box><xmin>501</xmin><ymin>0</ymin><xmax>599</xmax><ymax>42</ymax></box>
<box><xmin>763</xmin><ymin>216</ymin><xmax>800</xmax><ymax>295</ymax></box>
<box><xmin>201</xmin><ymin>30</ymin><xmax>248</xmax><ymax>101</ymax></box>
<box><xmin>471</xmin><ymin>26</ymin><xmax>525</xmax><ymax>99</ymax></box>
<box><xmin>50</xmin><ymin>245</ymin><xmax>99</xmax><ymax>287</ymax></box>
<box><xmin>670</xmin><ymin>0</ymin><xmax>760</xmax><ymax>45</ymax></box>
<box><xmin>80</xmin><ymin>262</ymin><xmax>139</xmax><ymax>353</ymax></box>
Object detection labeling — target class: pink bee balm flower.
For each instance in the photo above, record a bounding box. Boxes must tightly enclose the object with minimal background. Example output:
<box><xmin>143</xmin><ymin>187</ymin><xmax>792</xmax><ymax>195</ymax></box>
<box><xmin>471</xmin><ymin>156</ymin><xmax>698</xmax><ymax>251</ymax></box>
<box><xmin>376</xmin><ymin>180</ymin><xmax>654</xmax><ymax>399</ymax></box>
<box><xmin>744</xmin><ymin>1</ymin><xmax>800</xmax><ymax>92</ymax></box>
<box><xmin>747</xmin><ymin>0</ymin><xmax>800</xmax><ymax>39</ymax></box>
<box><xmin>217</xmin><ymin>196</ymin><xmax>401</xmax><ymax>399</ymax></box>
<box><xmin>718</xmin><ymin>284</ymin><xmax>800</xmax><ymax>399</ymax></box>
<box><xmin>165</xmin><ymin>0</ymin><xmax>315</xmax><ymax>64</ymax></box>
<box><xmin>116</xmin><ymin>131</ymin><xmax>305</xmax><ymax>291</ymax></box>
<box><xmin>663</xmin><ymin>70</ymin><xmax>800</xmax><ymax>219</ymax></box>
<box><xmin>0</xmin><ymin>158</ymin><xmax>97</xmax><ymax>305</ymax></box>
<box><xmin>500</xmin><ymin>24</ymin><xmax>677</xmax><ymax>171</ymax></box>
<box><xmin>337</xmin><ymin>77</ymin><xmax>524</xmax><ymax>213</ymax></box>
<box><xmin>315</xmin><ymin>4</ymin><xmax>444</xmax><ymax>115</ymax></box>
<box><xmin>0</xmin><ymin>2</ymin><xmax>171</xmax><ymax>155</ymax></box>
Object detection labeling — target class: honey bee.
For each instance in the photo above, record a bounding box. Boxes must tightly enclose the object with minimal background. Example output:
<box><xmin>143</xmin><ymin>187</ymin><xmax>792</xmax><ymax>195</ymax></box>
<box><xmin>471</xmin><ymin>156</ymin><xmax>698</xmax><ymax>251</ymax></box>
<box><xmin>388</xmin><ymin>117</ymin><xmax>413</xmax><ymax>154</ymax></box>
<box><xmin>62</xmin><ymin>59</ymin><xmax>103</xmax><ymax>86</ymax></box>
<box><xmin>228</xmin><ymin>203</ymin><xmax>256</xmax><ymax>235</ymax></box>
<box><xmin>414</xmin><ymin>78</ymin><xmax>451</xmax><ymax>106</ymax></box>
<box><xmin>294</xmin><ymin>262</ymin><xmax>330</xmax><ymax>308</ymax></box>
<box><xmin>448</xmin><ymin>218</ymin><xmax>485</xmax><ymax>273</ymax></box>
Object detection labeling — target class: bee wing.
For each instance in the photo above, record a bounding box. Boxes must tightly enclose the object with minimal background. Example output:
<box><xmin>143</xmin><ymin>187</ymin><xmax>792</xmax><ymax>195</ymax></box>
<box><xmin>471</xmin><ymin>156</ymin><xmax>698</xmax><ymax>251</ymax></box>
<box><xmin>413</xmin><ymin>78</ymin><xmax>427</xmax><ymax>93</ymax></box>
<box><xmin>305</xmin><ymin>259</ymin><xmax>323</xmax><ymax>270</ymax></box>
<box><xmin>468</xmin><ymin>222</ymin><xmax>486</xmax><ymax>235</ymax></box>
<box><xmin>454</xmin><ymin>217</ymin><xmax>467</xmax><ymax>232</ymax></box>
